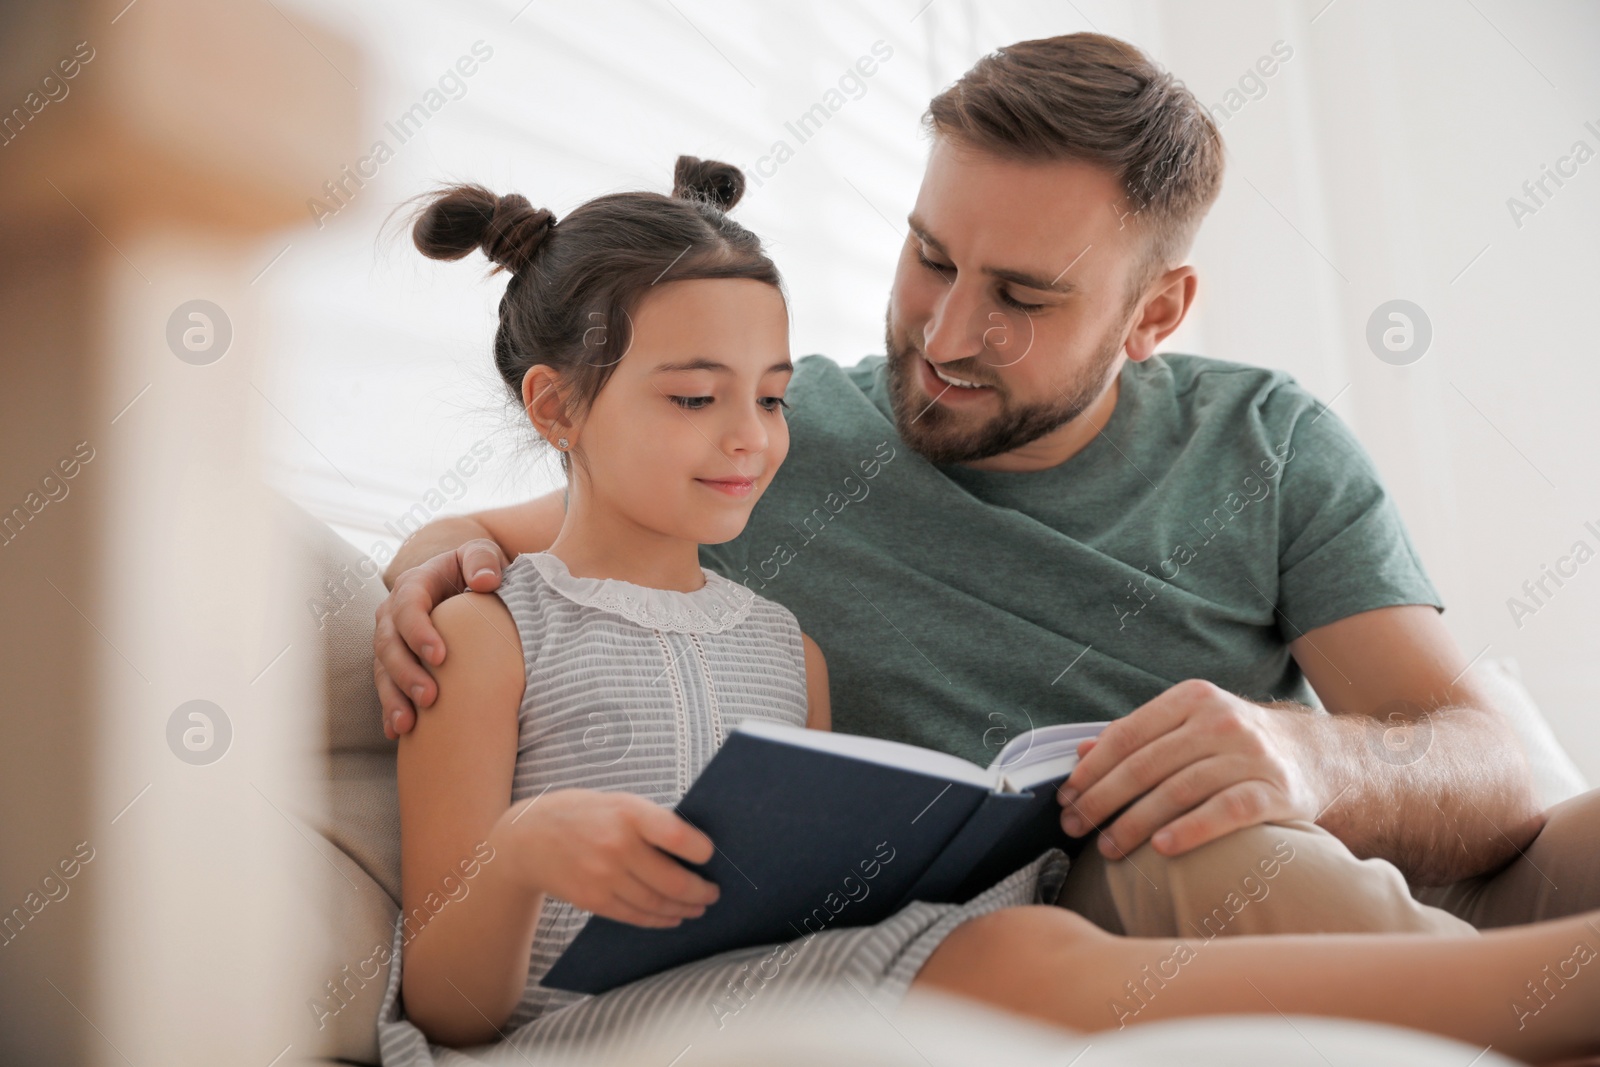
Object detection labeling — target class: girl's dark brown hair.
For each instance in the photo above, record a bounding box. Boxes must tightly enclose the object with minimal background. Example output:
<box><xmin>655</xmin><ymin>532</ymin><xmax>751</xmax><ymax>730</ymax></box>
<box><xmin>409</xmin><ymin>155</ymin><xmax>784</xmax><ymax>474</ymax></box>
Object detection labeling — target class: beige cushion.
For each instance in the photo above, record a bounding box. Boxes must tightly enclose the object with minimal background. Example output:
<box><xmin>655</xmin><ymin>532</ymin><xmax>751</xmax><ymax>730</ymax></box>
<box><xmin>275</xmin><ymin>495</ymin><xmax>400</xmax><ymax>1065</ymax></box>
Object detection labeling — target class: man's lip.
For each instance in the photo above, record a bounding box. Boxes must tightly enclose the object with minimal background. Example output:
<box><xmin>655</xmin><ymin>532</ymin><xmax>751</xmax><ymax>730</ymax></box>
<box><xmin>921</xmin><ymin>355</ymin><xmax>992</xmax><ymax>389</ymax></box>
<box><xmin>919</xmin><ymin>355</ymin><xmax>996</xmax><ymax>394</ymax></box>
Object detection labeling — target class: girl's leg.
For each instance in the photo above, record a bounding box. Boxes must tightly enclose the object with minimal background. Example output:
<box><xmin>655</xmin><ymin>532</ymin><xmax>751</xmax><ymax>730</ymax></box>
<box><xmin>913</xmin><ymin>905</ymin><xmax>1600</xmax><ymax>1064</ymax></box>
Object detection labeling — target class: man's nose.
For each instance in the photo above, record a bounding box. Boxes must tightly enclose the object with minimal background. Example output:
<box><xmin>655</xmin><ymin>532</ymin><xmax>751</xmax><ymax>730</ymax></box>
<box><xmin>922</xmin><ymin>278</ymin><xmax>989</xmax><ymax>363</ymax></box>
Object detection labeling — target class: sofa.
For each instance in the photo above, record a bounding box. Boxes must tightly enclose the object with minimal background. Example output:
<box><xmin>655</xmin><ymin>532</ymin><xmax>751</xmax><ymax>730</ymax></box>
<box><xmin>279</xmin><ymin>496</ymin><xmax>1590</xmax><ymax>1065</ymax></box>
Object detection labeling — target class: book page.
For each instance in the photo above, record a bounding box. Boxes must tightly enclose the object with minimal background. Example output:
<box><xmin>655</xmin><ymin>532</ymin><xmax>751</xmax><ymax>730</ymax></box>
<box><xmin>734</xmin><ymin>719</ymin><xmax>996</xmax><ymax>788</ymax></box>
<box><xmin>987</xmin><ymin>721</ymin><xmax>1110</xmax><ymax>789</ymax></box>
<box><xmin>998</xmin><ymin>753</ymin><xmax>1083</xmax><ymax>792</ymax></box>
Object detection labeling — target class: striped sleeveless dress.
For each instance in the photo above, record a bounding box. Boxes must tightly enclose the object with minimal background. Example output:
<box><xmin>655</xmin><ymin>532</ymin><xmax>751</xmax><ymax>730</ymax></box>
<box><xmin>376</xmin><ymin>550</ymin><xmax>1070</xmax><ymax>1065</ymax></box>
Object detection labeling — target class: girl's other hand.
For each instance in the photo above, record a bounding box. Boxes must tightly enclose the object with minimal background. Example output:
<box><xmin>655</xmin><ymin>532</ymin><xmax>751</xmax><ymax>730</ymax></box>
<box><xmin>493</xmin><ymin>789</ymin><xmax>721</xmax><ymax>927</ymax></box>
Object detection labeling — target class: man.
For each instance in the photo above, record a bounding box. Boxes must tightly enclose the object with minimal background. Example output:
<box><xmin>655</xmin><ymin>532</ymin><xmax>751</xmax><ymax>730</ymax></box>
<box><xmin>373</xmin><ymin>33</ymin><xmax>1596</xmax><ymax>936</ymax></box>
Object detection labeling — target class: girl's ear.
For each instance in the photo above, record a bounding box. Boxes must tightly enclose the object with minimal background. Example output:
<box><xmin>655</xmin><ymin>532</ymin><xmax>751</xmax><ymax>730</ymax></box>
<box><xmin>521</xmin><ymin>365</ymin><xmax>577</xmax><ymax>447</ymax></box>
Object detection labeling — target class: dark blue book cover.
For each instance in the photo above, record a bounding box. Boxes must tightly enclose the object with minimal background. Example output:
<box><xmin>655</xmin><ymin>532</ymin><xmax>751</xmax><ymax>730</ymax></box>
<box><xmin>541</xmin><ymin>720</ymin><xmax>1104</xmax><ymax>995</ymax></box>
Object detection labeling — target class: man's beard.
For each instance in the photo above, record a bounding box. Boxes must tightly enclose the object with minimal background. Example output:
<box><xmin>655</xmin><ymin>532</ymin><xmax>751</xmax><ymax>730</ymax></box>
<box><xmin>883</xmin><ymin>312</ymin><xmax>1124</xmax><ymax>466</ymax></box>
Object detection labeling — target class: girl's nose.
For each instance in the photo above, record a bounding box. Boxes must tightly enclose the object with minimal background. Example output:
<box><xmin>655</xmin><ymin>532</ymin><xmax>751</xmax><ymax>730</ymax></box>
<box><xmin>722</xmin><ymin>399</ymin><xmax>770</xmax><ymax>456</ymax></box>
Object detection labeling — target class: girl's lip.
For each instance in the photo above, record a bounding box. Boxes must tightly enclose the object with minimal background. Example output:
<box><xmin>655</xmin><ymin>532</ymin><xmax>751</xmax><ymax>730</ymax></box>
<box><xmin>696</xmin><ymin>477</ymin><xmax>756</xmax><ymax>496</ymax></box>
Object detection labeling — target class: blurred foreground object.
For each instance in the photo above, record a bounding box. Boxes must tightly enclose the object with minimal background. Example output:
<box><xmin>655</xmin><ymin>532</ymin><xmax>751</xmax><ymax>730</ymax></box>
<box><xmin>0</xmin><ymin>1</ymin><xmax>361</xmax><ymax>1063</ymax></box>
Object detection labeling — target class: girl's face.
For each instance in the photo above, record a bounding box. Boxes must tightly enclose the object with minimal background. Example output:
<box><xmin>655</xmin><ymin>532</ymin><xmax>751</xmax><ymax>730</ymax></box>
<box><xmin>561</xmin><ymin>277</ymin><xmax>793</xmax><ymax>546</ymax></box>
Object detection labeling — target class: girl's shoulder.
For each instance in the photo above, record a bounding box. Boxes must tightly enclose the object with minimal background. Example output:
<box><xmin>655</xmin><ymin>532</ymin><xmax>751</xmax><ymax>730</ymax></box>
<box><xmin>735</xmin><ymin>583</ymin><xmax>804</xmax><ymax>637</ymax></box>
<box><xmin>428</xmin><ymin>590</ymin><xmax>525</xmax><ymax>691</ymax></box>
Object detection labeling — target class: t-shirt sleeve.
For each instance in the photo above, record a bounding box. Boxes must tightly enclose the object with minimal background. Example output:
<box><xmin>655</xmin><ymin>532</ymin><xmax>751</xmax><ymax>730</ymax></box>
<box><xmin>1271</xmin><ymin>385</ymin><xmax>1443</xmax><ymax>641</ymax></box>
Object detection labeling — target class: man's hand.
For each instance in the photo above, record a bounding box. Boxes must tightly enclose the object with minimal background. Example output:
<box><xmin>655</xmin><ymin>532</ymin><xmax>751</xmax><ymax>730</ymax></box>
<box><xmin>375</xmin><ymin>538</ymin><xmax>508</xmax><ymax>739</ymax></box>
<box><xmin>1056</xmin><ymin>679</ymin><xmax>1326</xmax><ymax>860</ymax></box>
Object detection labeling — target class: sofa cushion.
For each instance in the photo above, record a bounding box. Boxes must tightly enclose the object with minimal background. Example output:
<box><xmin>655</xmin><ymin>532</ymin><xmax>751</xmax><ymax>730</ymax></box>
<box><xmin>277</xmin><ymin>494</ymin><xmax>400</xmax><ymax>1065</ymax></box>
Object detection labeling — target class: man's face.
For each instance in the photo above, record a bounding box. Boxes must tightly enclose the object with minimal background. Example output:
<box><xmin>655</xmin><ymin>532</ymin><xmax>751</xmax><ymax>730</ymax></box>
<box><xmin>885</xmin><ymin>136</ymin><xmax>1148</xmax><ymax>466</ymax></box>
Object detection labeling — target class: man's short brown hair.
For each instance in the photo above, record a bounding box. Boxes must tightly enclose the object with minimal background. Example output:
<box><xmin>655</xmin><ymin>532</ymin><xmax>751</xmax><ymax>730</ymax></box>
<box><xmin>925</xmin><ymin>32</ymin><xmax>1224</xmax><ymax>303</ymax></box>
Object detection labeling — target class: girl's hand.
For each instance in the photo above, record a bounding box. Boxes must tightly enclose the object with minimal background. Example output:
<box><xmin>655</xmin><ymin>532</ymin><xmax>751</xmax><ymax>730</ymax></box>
<box><xmin>493</xmin><ymin>789</ymin><xmax>721</xmax><ymax>927</ymax></box>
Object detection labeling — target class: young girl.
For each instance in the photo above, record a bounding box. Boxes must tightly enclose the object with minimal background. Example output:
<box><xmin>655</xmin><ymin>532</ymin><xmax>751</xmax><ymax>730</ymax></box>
<box><xmin>375</xmin><ymin>158</ymin><xmax>1599</xmax><ymax>1065</ymax></box>
<box><xmin>373</xmin><ymin>156</ymin><xmax>1078</xmax><ymax>1063</ymax></box>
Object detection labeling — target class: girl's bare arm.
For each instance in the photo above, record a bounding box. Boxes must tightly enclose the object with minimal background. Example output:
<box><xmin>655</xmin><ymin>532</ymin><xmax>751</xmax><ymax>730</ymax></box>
<box><xmin>394</xmin><ymin>591</ymin><xmax>536</xmax><ymax>1045</ymax></box>
<box><xmin>393</xmin><ymin>590</ymin><xmax>723</xmax><ymax>1045</ymax></box>
<box><xmin>802</xmin><ymin>632</ymin><xmax>830</xmax><ymax>731</ymax></box>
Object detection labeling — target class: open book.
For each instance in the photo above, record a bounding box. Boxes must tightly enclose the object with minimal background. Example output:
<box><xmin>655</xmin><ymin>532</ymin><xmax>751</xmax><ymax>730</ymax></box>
<box><xmin>542</xmin><ymin>717</ymin><xmax>1110</xmax><ymax>995</ymax></box>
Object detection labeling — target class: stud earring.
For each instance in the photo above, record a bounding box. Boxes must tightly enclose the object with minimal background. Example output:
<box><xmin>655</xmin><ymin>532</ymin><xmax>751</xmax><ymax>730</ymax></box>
<box><xmin>557</xmin><ymin>437</ymin><xmax>569</xmax><ymax>450</ymax></box>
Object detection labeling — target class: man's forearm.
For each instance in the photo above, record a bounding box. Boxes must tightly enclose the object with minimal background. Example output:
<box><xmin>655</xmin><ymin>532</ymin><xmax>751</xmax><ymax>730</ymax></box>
<box><xmin>383</xmin><ymin>495</ymin><xmax>569</xmax><ymax>589</ymax></box>
<box><xmin>1300</xmin><ymin>703</ymin><xmax>1543</xmax><ymax>886</ymax></box>
<box><xmin>383</xmin><ymin>515</ymin><xmax>497</xmax><ymax>589</ymax></box>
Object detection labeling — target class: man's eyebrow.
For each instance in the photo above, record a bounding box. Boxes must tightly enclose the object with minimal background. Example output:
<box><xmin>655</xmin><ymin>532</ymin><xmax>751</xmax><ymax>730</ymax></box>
<box><xmin>652</xmin><ymin>358</ymin><xmax>794</xmax><ymax>375</ymax></box>
<box><xmin>906</xmin><ymin>214</ymin><xmax>1079</xmax><ymax>295</ymax></box>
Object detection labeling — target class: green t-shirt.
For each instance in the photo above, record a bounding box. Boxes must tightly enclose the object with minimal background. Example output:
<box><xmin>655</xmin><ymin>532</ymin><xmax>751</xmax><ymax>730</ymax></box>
<box><xmin>699</xmin><ymin>353</ymin><xmax>1441</xmax><ymax>766</ymax></box>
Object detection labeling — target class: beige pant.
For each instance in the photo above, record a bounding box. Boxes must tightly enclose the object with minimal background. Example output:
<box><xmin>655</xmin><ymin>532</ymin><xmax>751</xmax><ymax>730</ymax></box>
<box><xmin>1055</xmin><ymin>788</ymin><xmax>1600</xmax><ymax>937</ymax></box>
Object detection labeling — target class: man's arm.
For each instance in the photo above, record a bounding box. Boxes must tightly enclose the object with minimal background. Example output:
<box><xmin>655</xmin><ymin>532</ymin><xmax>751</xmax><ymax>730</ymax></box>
<box><xmin>380</xmin><ymin>494</ymin><xmax>568</xmax><ymax>589</ymax></box>
<box><xmin>375</xmin><ymin>491</ymin><xmax>566</xmax><ymax>738</ymax></box>
<box><xmin>1058</xmin><ymin>379</ymin><xmax>1546</xmax><ymax>886</ymax></box>
<box><xmin>1059</xmin><ymin>604</ymin><xmax>1544</xmax><ymax>886</ymax></box>
<box><xmin>1284</xmin><ymin>604</ymin><xmax>1543</xmax><ymax>884</ymax></box>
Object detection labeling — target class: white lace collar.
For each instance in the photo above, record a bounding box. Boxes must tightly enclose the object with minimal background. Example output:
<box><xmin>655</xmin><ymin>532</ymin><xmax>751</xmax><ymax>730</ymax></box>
<box><xmin>521</xmin><ymin>551</ymin><xmax>755</xmax><ymax>635</ymax></box>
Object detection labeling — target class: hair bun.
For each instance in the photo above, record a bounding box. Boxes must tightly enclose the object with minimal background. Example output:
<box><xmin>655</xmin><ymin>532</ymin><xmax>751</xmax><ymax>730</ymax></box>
<box><xmin>672</xmin><ymin>155</ymin><xmax>746</xmax><ymax>212</ymax></box>
<box><xmin>481</xmin><ymin>193</ymin><xmax>555</xmax><ymax>274</ymax></box>
<box><xmin>412</xmin><ymin>183</ymin><xmax>555</xmax><ymax>275</ymax></box>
